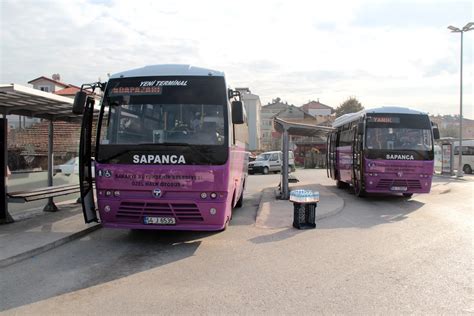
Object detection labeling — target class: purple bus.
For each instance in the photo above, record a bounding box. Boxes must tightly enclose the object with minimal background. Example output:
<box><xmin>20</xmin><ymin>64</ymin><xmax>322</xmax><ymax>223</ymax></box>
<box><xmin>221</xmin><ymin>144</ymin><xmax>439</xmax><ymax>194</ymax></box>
<box><xmin>73</xmin><ymin>65</ymin><xmax>248</xmax><ymax>230</ymax></box>
<box><xmin>327</xmin><ymin>107</ymin><xmax>440</xmax><ymax>197</ymax></box>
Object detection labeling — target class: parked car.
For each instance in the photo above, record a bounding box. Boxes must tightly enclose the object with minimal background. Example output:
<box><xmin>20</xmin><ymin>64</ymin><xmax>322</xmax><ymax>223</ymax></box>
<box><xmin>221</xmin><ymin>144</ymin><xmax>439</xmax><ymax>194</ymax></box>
<box><xmin>248</xmin><ymin>151</ymin><xmax>295</xmax><ymax>175</ymax></box>
<box><xmin>54</xmin><ymin>157</ymin><xmax>95</xmax><ymax>176</ymax></box>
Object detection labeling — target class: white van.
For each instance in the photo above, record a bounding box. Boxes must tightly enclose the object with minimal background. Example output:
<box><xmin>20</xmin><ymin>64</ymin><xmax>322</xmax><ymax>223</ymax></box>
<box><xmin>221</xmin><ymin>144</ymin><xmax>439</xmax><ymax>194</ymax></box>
<box><xmin>248</xmin><ymin>151</ymin><xmax>295</xmax><ymax>175</ymax></box>
<box><xmin>453</xmin><ymin>140</ymin><xmax>474</xmax><ymax>174</ymax></box>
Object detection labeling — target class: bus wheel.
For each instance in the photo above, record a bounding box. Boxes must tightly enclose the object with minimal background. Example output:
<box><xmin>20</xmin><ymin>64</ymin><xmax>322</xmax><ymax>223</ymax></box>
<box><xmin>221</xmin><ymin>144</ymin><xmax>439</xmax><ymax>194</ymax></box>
<box><xmin>354</xmin><ymin>179</ymin><xmax>366</xmax><ymax>197</ymax></box>
<box><xmin>403</xmin><ymin>193</ymin><xmax>413</xmax><ymax>198</ymax></box>
<box><xmin>222</xmin><ymin>216</ymin><xmax>230</xmax><ymax>231</ymax></box>
<box><xmin>262</xmin><ymin>167</ymin><xmax>269</xmax><ymax>175</ymax></box>
<box><xmin>463</xmin><ymin>164</ymin><xmax>472</xmax><ymax>174</ymax></box>
<box><xmin>235</xmin><ymin>190</ymin><xmax>243</xmax><ymax>208</ymax></box>
<box><xmin>336</xmin><ymin>180</ymin><xmax>347</xmax><ymax>189</ymax></box>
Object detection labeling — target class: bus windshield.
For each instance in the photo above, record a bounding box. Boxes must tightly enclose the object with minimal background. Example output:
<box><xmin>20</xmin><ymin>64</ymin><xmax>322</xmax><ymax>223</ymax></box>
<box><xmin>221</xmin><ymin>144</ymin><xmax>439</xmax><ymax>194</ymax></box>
<box><xmin>366</xmin><ymin>127</ymin><xmax>433</xmax><ymax>150</ymax></box>
<box><xmin>98</xmin><ymin>75</ymin><xmax>228</xmax><ymax>147</ymax></box>
<box><xmin>365</xmin><ymin>113</ymin><xmax>433</xmax><ymax>151</ymax></box>
<box><xmin>102</xmin><ymin>102</ymin><xmax>225</xmax><ymax>146</ymax></box>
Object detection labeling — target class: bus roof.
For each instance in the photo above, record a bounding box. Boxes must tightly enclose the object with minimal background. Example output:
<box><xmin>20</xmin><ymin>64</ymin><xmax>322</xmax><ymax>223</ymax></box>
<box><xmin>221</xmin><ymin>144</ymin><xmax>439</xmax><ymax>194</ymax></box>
<box><xmin>109</xmin><ymin>64</ymin><xmax>225</xmax><ymax>79</ymax></box>
<box><xmin>332</xmin><ymin>106</ymin><xmax>428</xmax><ymax>128</ymax></box>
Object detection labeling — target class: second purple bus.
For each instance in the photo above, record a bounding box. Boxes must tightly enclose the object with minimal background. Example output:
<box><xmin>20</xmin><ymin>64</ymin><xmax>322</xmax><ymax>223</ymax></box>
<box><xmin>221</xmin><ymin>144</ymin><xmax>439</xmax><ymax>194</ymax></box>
<box><xmin>327</xmin><ymin>107</ymin><xmax>440</xmax><ymax>197</ymax></box>
<box><xmin>73</xmin><ymin>64</ymin><xmax>248</xmax><ymax>230</ymax></box>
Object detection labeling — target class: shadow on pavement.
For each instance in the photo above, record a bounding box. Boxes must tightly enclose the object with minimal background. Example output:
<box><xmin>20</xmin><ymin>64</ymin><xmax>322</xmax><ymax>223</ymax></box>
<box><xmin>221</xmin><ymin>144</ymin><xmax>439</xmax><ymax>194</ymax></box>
<box><xmin>317</xmin><ymin>184</ymin><xmax>425</xmax><ymax>230</ymax></box>
<box><xmin>229</xmin><ymin>191</ymin><xmax>261</xmax><ymax>227</ymax></box>
<box><xmin>0</xmin><ymin>229</ymin><xmax>217</xmax><ymax>312</ymax></box>
<box><xmin>248</xmin><ymin>227</ymin><xmax>308</xmax><ymax>244</ymax></box>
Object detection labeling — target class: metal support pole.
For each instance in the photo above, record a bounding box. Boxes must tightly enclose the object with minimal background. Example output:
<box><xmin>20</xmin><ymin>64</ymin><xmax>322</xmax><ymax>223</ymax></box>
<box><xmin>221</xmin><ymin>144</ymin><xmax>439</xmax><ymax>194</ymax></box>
<box><xmin>457</xmin><ymin>30</ymin><xmax>464</xmax><ymax>177</ymax></box>
<box><xmin>281</xmin><ymin>127</ymin><xmax>289</xmax><ymax>199</ymax></box>
<box><xmin>43</xmin><ymin>119</ymin><xmax>58</xmax><ymax>212</ymax></box>
<box><xmin>0</xmin><ymin>117</ymin><xmax>14</xmax><ymax>224</ymax></box>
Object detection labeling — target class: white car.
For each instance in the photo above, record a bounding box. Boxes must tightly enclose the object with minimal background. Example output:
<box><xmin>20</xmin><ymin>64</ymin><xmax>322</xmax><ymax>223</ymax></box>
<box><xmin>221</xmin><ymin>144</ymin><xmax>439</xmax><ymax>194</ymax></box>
<box><xmin>55</xmin><ymin>157</ymin><xmax>95</xmax><ymax>176</ymax></box>
<box><xmin>248</xmin><ymin>151</ymin><xmax>295</xmax><ymax>175</ymax></box>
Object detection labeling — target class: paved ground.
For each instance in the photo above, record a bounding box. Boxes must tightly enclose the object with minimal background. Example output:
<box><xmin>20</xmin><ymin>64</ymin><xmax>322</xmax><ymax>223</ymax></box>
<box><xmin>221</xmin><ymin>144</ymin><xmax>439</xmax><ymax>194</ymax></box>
<box><xmin>0</xmin><ymin>168</ymin><xmax>343</xmax><ymax>268</ymax></box>
<box><xmin>0</xmin><ymin>169</ymin><xmax>472</xmax><ymax>314</ymax></box>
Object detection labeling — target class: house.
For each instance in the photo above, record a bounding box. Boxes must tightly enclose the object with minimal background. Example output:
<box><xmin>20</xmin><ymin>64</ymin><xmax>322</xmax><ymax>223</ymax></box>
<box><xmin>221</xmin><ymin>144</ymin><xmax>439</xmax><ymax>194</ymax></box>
<box><xmin>28</xmin><ymin>74</ymin><xmax>82</xmax><ymax>99</ymax></box>
<box><xmin>301</xmin><ymin>100</ymin><xmax>334</xmax><ymax>117</ymax></box>
<box><xmin>260</xmin><ymin>100</ymin><xmax>293</xmax><ymax>151</ymax></box>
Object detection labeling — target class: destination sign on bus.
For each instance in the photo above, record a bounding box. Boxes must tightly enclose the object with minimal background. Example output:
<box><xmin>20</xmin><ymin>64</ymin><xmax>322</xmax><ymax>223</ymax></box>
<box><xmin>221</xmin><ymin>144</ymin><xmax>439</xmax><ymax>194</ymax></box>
<box><xmin>110</xmin><ymin>86</ymin><xmax>162</xmax><ymax>95</ymax></box>
<box><xmin>367</xmin><ymin>116</ymin><xmax>400</xmax><ymax>124</ymax></box>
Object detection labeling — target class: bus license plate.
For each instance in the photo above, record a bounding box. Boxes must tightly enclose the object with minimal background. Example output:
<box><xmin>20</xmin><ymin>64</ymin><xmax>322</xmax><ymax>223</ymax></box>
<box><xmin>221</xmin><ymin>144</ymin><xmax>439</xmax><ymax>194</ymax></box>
<box><xmin>391</xmin><ymin>186</ymin><xmax>407</xmax><ymax>191</ymax></box>
<box><xmin>144</xmin><ymin>216</ymin><xmax>176</xmax><ymax>225</ymax></box>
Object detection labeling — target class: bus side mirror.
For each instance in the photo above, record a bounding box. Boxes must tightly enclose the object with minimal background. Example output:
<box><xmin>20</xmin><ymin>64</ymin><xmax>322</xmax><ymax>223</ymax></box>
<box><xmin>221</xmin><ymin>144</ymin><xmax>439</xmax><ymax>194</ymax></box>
<box><xmin>72</xmin><ymin>91</ymin><xmax>87</xmax><ymax>115</ymax></box>
<box><xmin>357</xmin><ymin>122</ymin><xmax>364</xmax><ymax>135</ymax></box>
<box><xmin>232</xmin><ymin>101</ymin><xmax>244</xmax><ymax>124</ymax></box>
<box><xmin>433</xmin><ymin>127</ymin><xmax>440</xmax><ymax>140</ymax></box>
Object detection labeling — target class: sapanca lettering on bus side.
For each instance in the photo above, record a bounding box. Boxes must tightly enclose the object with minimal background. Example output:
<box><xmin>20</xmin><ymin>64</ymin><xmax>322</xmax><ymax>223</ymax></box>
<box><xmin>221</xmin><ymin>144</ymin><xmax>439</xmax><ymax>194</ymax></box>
<box><xmin>133</xmin><ymin>154</ymin><xmax>186</xmax><ymax>164</ymax></box>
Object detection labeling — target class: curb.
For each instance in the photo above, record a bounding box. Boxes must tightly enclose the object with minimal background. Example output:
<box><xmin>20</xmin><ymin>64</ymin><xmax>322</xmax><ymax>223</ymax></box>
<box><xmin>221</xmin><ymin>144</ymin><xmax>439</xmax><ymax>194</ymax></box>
<box><xmin>315</xmin><ymin>194</ymin><xmax>345</xmax><ymax>221</ymax></box>
<box><xmin>255</xmin><ymin>187</ymin><xmax>277</xmax><ymax>228</ymax></box>
<box><xmin>0</xmin><ymin>224</ymin><xmax>101</xmax><ymax>268</ymax></box>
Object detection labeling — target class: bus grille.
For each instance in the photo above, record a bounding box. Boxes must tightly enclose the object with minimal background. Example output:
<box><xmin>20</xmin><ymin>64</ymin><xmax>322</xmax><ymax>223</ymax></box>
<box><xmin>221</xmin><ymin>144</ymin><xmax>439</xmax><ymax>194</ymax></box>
<box><xmin>116</xmin><ymin>201</ymin><xmax>204</xmax><ymax>223</ymax></box>
<box><xmin>376</xmin><ymin>179</ymin><xmax>422</xmax><ymax>190</ymax></box>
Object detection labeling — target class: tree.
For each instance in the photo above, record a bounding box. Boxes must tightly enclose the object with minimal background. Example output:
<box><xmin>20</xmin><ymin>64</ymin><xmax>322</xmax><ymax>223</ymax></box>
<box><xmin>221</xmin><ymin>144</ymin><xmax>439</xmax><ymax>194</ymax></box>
<box><xmin>335</xmin><ymin>97</ymin><xmax>364</xmax><ymax>118</ymax></box>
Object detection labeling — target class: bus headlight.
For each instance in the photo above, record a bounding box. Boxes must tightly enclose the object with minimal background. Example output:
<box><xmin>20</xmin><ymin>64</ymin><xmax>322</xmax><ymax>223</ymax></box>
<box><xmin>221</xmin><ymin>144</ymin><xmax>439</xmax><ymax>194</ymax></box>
<box><xmin>114</xmin><ymin>191</ymin><xmax>120</xmax><ymax>197</ymax></box>
<box><xmin>209</xmin><ymin>208</ymin><xmax>217</xmax><ymax>215</ymax></box>
<box><xmin>210</xmin><ymin>192</ymin><xmax>217</xmax><ymax>199</ymax></box>
<box><xmin>104</xmin><ymin>205</ymin><xmax>111</xmax><ymax>212</ymax></box>
<box><xmin>200</xmin><ymin>192</ymin><xmax>207</xmax><ymax>199</ymax></box>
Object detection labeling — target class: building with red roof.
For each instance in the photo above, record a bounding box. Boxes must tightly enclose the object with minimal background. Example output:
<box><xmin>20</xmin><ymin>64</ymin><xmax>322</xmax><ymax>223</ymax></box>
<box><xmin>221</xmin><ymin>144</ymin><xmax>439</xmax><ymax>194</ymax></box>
<box><xmin>300</xmin><ymin>100</ymin><xmax>334</xmax><ymax>116</ymax></box>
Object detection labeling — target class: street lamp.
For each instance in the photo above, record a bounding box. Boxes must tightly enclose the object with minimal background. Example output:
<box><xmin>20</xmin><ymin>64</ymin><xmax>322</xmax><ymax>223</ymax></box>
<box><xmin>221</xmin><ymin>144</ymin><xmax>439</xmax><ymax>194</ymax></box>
<box><xmin>448</xmin><ymin>22</ymin><xmax>474</xmax><ymax>177</ymax></box>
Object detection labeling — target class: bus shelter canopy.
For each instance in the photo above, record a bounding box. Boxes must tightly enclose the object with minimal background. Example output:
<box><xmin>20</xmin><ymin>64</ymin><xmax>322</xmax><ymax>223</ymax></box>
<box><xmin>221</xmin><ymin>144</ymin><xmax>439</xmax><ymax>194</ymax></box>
<box><xmin>0</xmin><ymin>83</ymin><xmax>85</xmax><ymax>224</ymax></box>
<box><xmin>0</xmin><ymin>84</ymin><xmax>78</xmax><ymax>122</ymax></box>
<box><xmin>273</xmin><ymin>117</ymin><xmax>334</xmax><ymax>137</ymax></box>
<box><xmin>273</xmin><ymin>117</ymin><xmax>334</xmax><ymax>199</ymax></box>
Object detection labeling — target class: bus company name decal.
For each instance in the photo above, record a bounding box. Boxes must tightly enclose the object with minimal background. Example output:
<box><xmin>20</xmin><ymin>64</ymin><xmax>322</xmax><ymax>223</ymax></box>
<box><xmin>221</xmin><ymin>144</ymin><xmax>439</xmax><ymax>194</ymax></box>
<box><xmin>133</xmin><ymin>154</ymin><xmax>186</xmax><ymax>164</ymax></box>
<box><xmin>386</xmin><ymin>154</ymin><xmax>415</xmax><ymax>160</ymax></box>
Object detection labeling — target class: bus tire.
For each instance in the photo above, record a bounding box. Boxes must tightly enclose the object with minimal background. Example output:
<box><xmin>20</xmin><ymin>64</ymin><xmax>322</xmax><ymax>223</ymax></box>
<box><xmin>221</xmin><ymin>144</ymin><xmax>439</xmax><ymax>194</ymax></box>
<box><xmin>262</xmin><ymin>167</ymin><xmax>269</xmax><ymax>175</ymax></box>
<box><xmin>463</xmin><ymin>164</ymin><xmax>472</xmax><ymax>174</ymax></box>
<box><xmin>354</xmin><ymin>179</ymin><xmax>366</xmax><ymax>197</ymax></box>
<box><xmin>336</xmin><ymin>180</ymin><xmax>347</xmax><ymax>189</ymax></box>
<box><xmin>403</xmin><ymin>193</ymin><xmax>413</xmax><ymax>198</ymax></box>
<box><xmin>235</xmin><ymin>190</ymin><xmax>243</xmax><ymax>208</ymax></box>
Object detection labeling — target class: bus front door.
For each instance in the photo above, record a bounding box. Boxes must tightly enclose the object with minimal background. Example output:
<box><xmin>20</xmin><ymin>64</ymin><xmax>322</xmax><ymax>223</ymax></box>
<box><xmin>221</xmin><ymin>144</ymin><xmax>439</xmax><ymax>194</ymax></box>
<box><xmin>78</xmin><ymin>96</ymin><xmax>98</xmax><ymax>223</ymax></box>
<box><xmin>327</xmin><ymin>132</ymin><xmax>337</xmax><ymax>179</ymax></box>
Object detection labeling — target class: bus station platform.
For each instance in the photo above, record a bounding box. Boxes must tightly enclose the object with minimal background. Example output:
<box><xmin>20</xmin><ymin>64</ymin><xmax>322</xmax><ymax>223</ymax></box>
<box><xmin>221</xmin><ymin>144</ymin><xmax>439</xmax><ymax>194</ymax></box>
<box><xmin>0</xmin><ymin>202</ymin><xmax>100</xmax><ymax>268</ymax></box>
<box><xmin>0</xmin><ymin>179</ymin><xmax>345</xmax><ymax>268</ymax></box>
<box><xmin>256</xmin><ymin>183</ymin><xmax>344</xmax><ymax>229</ymax></box>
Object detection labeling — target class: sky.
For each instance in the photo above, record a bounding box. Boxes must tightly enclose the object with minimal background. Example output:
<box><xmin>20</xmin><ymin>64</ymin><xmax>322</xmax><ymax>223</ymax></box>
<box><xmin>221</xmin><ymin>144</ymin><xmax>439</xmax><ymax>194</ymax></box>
<box><xmin>0</xmin><ymin>0</ymin><xmax>473</xmax><ymax>118</ymax></box>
